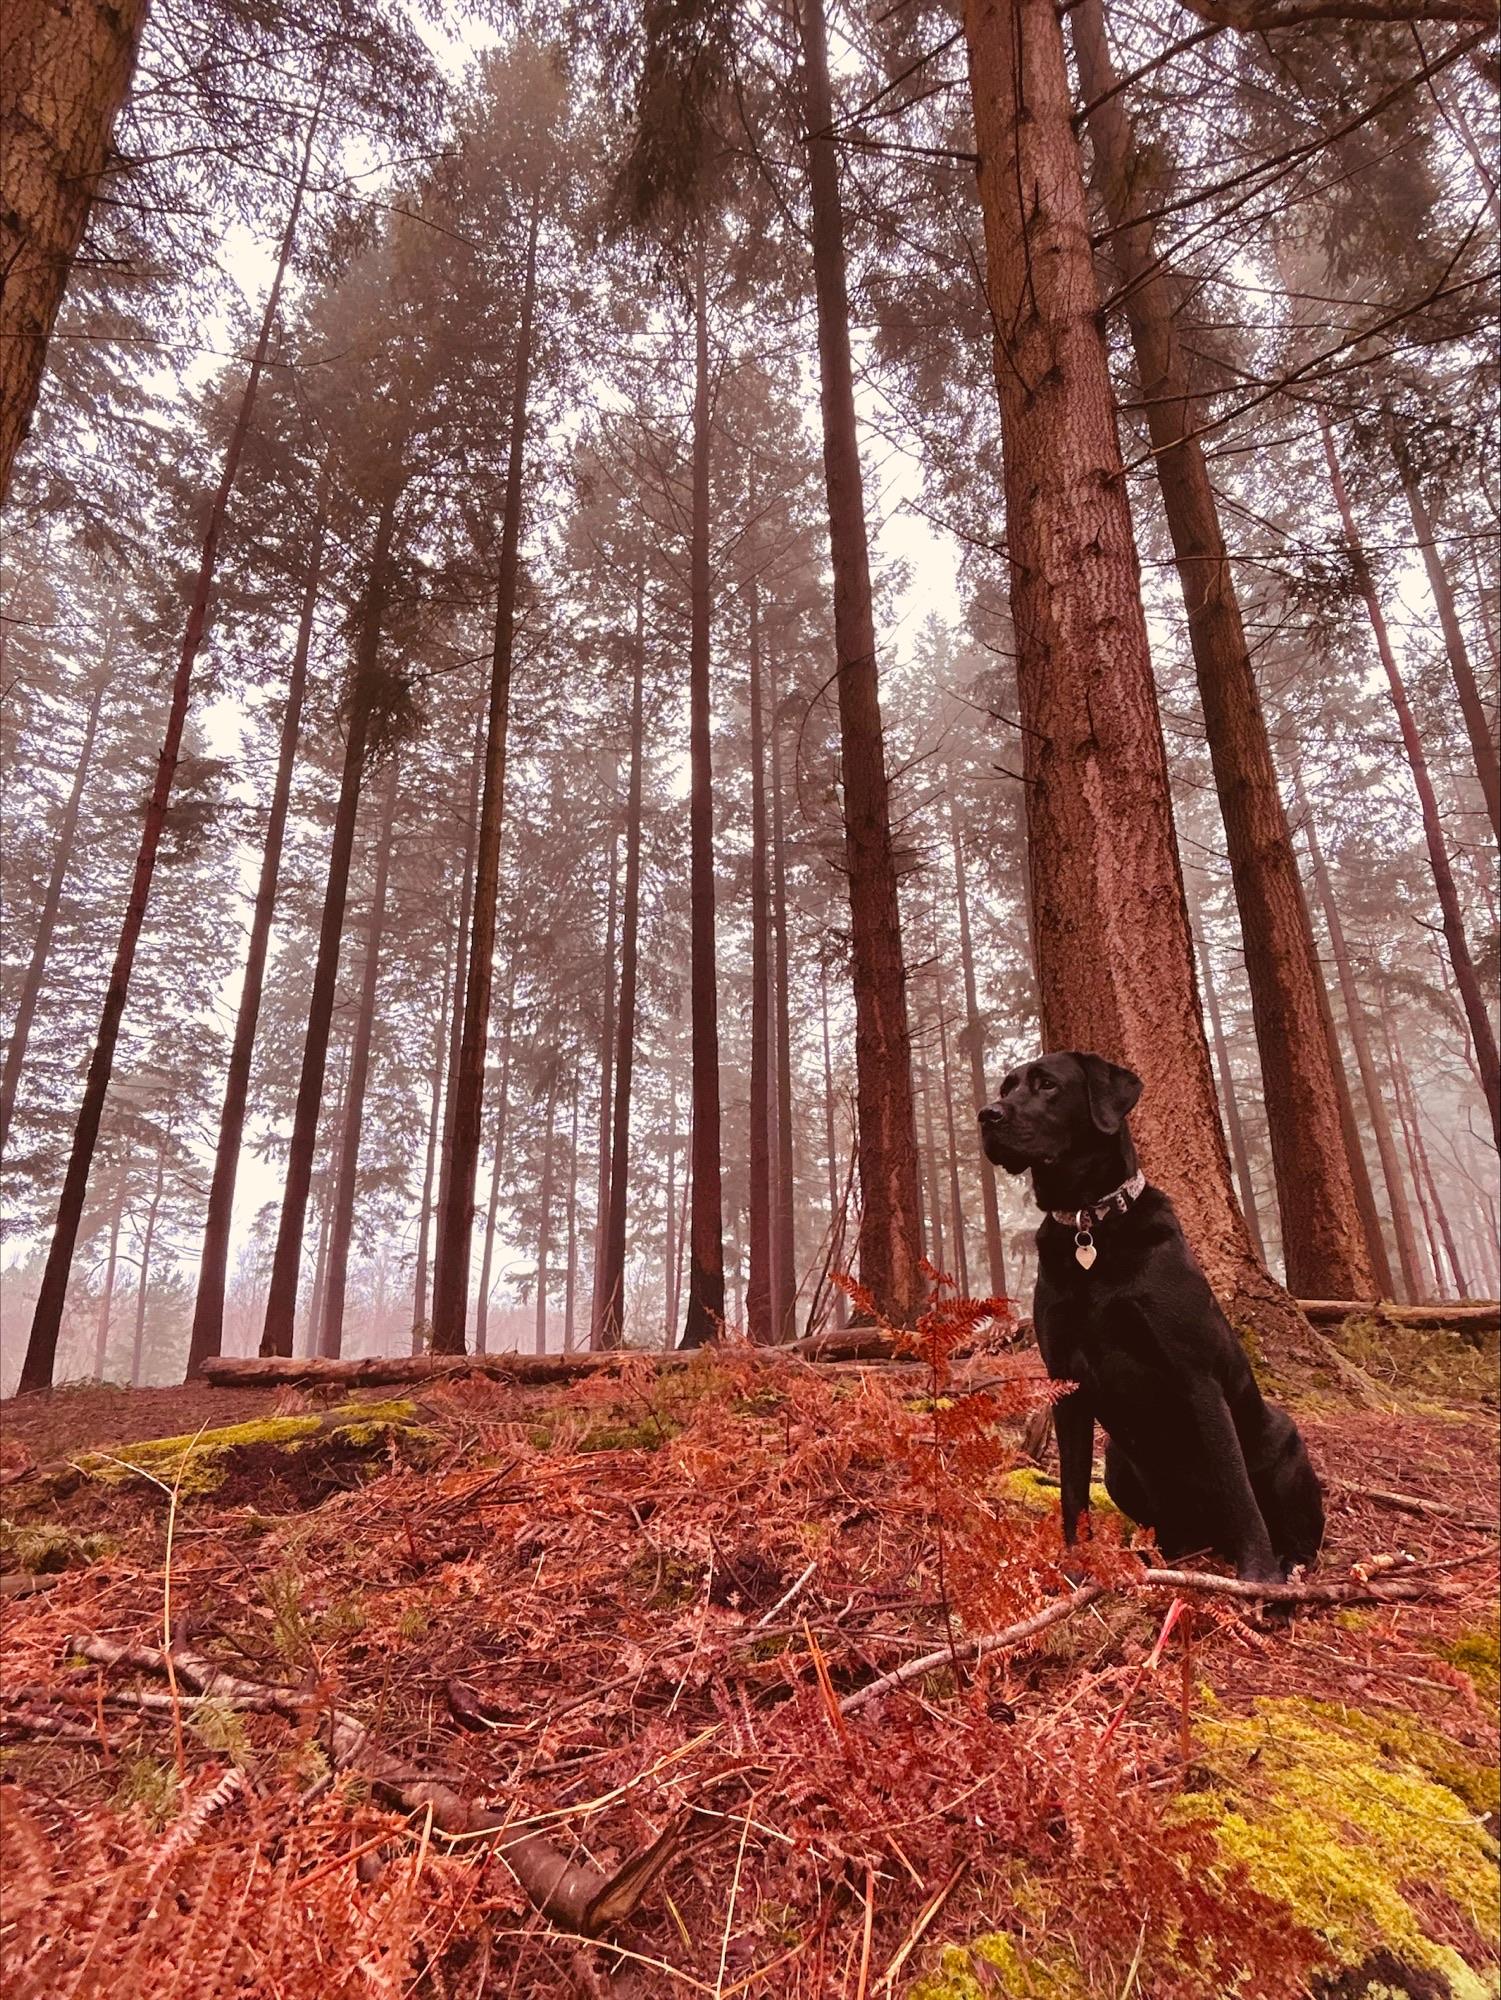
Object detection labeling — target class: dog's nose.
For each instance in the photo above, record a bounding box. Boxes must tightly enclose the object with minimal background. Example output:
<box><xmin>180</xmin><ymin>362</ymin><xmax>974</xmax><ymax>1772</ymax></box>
<box><xmin>978</xmin><ymin>1104</ymin><xmax>1004</xmax><ymax>1129</ymax></box>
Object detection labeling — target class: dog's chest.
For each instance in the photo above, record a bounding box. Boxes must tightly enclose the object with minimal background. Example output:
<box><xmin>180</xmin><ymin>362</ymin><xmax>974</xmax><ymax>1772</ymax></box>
<box><xmin>1034</xmin><ymin>1274</ymin><xmax>1174</xmax><ymax>1412</ymax></box>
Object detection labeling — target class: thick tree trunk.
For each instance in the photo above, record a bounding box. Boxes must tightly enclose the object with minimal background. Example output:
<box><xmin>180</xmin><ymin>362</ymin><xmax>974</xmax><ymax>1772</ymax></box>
<box><xmin>1389</xmin><ymin>428</ymin><xmax>1500</xmax><ymax>841</ymax></box>
<box><xmin>260</xmin><ymin>490</ymin><xmax>397</xmax><ymax>1358</ymax></box>
<box><xmin>769</xmin><ymin>649</ymin><xmax>798</xmax><ymax>1340</ymax></box>
<box><xmin>317</xmin><ymin>761</ymin><xmax>399</xmax><ymax>1358</ymax></box>
<box><xmin>0</xmin><ymin>0</ymin><xmax>150</xmax><ymax>501</ymax></box>
<box><xmin>680</xmin><ymin>236</ymin><xmax>727</xmax><ymax>1348</ymax></box>
<box><xmin>1072</xmin><ymin>0</ymin><xmax>1373</xmax><ymax>1301</ymax></box>
<box><xmin>473</xmin><ymin>971</ymin><xmax>517</xmax><ymax>1354</ymax></box>
<box><xmin>595</xmin><ymin>567</ymin><xmax>647</xmax><ymax>1349</ymax></box>
<box><xmin>428</xmin><ymin>704</ymin><xmax>485</xmax><ymax>1347</ymax></box>
<box><xmin>934</xmin><ymin>968</ymin><xmax>971</xmax><ymax>1296</ymax></box>
<box><xmin>19</xmin><ymin>119</ymin><xmax>321</xmax><ymax>1393</ymax></box>
<box><xmin>1320</xmin><ymin>412</ymin><xmax>1499</xmax><ymax>1150</ymax></box>
<box><xmin>746</xmin><ymin>576</ymin><xmax>775</xmax><ymax>1344</ymax></box>
<box><xmin>129</xmin><ymin>1129</ymin><xmax>167</xmax><ymax>1387</ymax></box>
<box><xmin>961</xmin><ymin>0</ymin><xmax>1297</xmax><ymax>1347</ymax></box>
<box><xmin>187</xmin><ymin>472</ymin><xmax>329</xmax><ymax>1375</ymax></box>
<box><xmin>1187</xmin><ymin>889</ymin><xmax>1271</xmax><ymax>1267</ymax></box>
<box><xmin>411</xmin><ymin>911</ymin><xmax>455</xmax><ymax>1348</ymax></box>
<box><xmin>797</xmin><ymin>0</ymin><xmax>924</xmax><ymax>1325</ymax></box>
<box><xmin>1</xmin><ymin>620</ymin><xmax>114</xmax><ymax>1153</ymax></box>
<box><xmin>948</xmin><ymin>795</ymin><xmax>1008</xmax><ymax>1297</ymax></box>
<box><xmin>430</xmin><ymin>192</ymin><xmax>539</xmax><ymax>1355</ymax></box>
<box><xmin>534</xmin><ymin>1068</ymin><xmax>560</xmax><ymax>1357</ymax></box>
<box><xmin>92</xmin><ymin>1162</ymin><xmax>126</xmax><ymax>1380</ymax></box>
<box><xmin>1294</xmin><ymin>769</ymin><xmax>1427</xmax><ymax>1301</ymax></box>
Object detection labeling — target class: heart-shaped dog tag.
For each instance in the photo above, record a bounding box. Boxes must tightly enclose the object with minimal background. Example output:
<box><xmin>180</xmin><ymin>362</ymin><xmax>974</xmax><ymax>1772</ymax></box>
<box><xmin>1075</xmin><ymin>1239</ymin><xmax>1097</xmax><ymax>1271</ymax></box>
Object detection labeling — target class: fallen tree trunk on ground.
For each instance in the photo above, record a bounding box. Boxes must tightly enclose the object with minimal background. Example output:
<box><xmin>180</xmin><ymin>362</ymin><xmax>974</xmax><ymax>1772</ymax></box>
<box><xmin>1298</xmin><ymin>1299</ymin><xmax>1499</xmax><ymax>1336</ymax></box>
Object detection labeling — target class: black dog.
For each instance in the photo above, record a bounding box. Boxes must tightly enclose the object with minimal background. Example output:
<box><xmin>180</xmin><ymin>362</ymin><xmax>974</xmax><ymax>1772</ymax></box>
<box><xmin>979</xmin><ymin>1051</ymin><xmax>1323</xmax><ymax>1584</ymax></box>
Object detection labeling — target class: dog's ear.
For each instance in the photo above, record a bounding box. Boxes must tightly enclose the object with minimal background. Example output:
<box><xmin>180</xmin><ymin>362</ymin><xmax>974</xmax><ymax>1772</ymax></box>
<box><xmin>1075</xmin><ymin>1054</ymin><xmax>1142</xmax><ymax>1134</ymax></box>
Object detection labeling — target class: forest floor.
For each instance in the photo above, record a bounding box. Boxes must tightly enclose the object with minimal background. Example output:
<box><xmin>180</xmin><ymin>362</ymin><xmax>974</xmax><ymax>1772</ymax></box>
<box><xmin>1</xmin><ymin>1307</ymin><xmax>1497</xmax><ymax>2000</ymax></box>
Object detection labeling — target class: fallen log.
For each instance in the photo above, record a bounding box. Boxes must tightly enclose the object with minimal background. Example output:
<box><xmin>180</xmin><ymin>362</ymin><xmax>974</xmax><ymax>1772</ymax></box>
<box><xmin>1297</xmin><ymin>1298</ymin><xmax>1499</xmax><ymax>1338</ymax></box>
<box><xmin>200</xmin><ymin>1350</ymin><xmax>706</xmax><ymax>1391</ymax></box>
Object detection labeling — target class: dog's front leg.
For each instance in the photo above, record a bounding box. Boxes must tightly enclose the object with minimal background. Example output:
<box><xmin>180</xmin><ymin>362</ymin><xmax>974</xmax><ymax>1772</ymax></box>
<box><xmin>1054</xmin><ymin>1392</ymin><xmax>1095</xmax><ymax>1547</ymax></box>
<box><xmin>1189</xmin><ymin>1386</ymin><xmax>1279</xmax><ymax>1583</ymax></box>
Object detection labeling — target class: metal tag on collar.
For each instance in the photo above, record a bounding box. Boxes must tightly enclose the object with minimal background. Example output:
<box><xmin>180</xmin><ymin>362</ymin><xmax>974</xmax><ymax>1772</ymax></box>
<box><xmin>1075</xmin><ymin>1212</ymin><xmax>1097</xmax><ymax>1271</ymax></box>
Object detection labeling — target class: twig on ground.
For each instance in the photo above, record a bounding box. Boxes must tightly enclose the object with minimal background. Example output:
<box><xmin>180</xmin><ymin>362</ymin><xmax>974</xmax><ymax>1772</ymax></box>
<box><xmin>750</xmin><ymin>1559</ymin><xmax>818</xmax><ymax>1631</ymax></box>
<box><xmin>1332</xmin><ymin>1480</ymin><xmax>1499</xmax><ymax>1533</ymax></box>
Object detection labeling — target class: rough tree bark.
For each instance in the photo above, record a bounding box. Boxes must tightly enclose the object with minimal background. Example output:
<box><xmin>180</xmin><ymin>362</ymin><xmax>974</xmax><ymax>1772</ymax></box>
<box><xmin>1294</xmin><ymin>765</ymin><xmax>1426</xmax><ymax>1300</ymax></box>
<box><xmin>0</xmin><ymin>0</ymin><xmax>150</xmax><ymax>501</ymax></box>
<box><xmin>769</xmin><ymin>647</ymin><xmax>798</xmax><ymax>1340</ymax></box>
<box><xmin>680</xmin><ymin>233</ymin><xmax>727</xmax><ymax>1348</ymax></box>
<box><xmin>595</xmin><ymin>564</ymin><xmax>647</xmax><ymax>1349</ymax></box>
<box><xmin>1073</xmin><ymin>0</ymin><xmax>1374</xmax><ymax>1301</ymax></box>
<box><xmin>1388</xmin><ymin>426</ymin><xmax>1500</xmax><ymax>842</ymax></box>
<box><xmin>0</xmin><ymin>615</ymin><xmax>115</xmax><ymax>1154</ymax></box>
<box><xmin>1320</xmin><ymin>411</ymin><xmax>1499</xmax><ymax>1148</ymax></box>
<box><xmin>430</xmin><ymin>190</ymin><xmax>539</xmax><ymax>1354</ymax></box>
<box><xmin>797</xmin><ymin>0</ymin><xmax>925</xmax><ymax>1325</ymax></box>
<box><xmin>317</xmin><ymin>760</ymin><xmax>399</xmax><ymax>1358</ymax></box>
<box><xmin>746</xmin><ymin>575</ymin><xmax>775</xmax><ymax>1344</ymax></box>
<box><xmin>948</xmin><ymin>791</ymin><xmax>1008</xmax><ymax>1296</ymax></box>
<box><xmin>961</xmin><ymin>0</ymin><xmax>1301</xmax><ymax>1347</ymax></box>
<box><xmin>187</xmin><ymin>469</ymin><xmax>329</xmax><ymax>1375</ymax></box>
<box><xmin>20</xmin><ymin>113</ymin><xmax>322</xmax><ymax>1392</ymax></box>
<box><xmin>260</xmin><ymin>490</ymin><xmax>398</xmax><ymax>1358</ymax></box>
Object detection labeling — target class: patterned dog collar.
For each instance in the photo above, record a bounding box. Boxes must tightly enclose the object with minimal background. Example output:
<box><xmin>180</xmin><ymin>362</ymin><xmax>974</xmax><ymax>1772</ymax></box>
<box><xmin>1049</xmin><ymin>1169</ymin><xmax>1147</xmax><ymax>1232</ymax></box>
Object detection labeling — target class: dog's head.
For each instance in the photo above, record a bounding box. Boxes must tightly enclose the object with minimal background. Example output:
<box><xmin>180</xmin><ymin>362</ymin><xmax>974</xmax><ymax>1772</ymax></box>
<box><xmin>978</xmin><ymin>1051</ymin><xmax>1142</xmax><ymax>1176</ymax></box>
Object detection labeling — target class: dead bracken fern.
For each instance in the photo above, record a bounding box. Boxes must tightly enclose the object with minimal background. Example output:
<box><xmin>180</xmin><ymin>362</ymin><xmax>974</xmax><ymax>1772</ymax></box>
<box><xmin>0</xmin><ymin>1348</ymin><xmax>1495</xmax><ymax>1996</ymax></box>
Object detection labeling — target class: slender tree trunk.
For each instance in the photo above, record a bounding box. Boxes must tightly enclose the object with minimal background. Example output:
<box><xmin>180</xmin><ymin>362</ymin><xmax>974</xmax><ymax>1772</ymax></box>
<box><xmin>20</xmin><ymin>113</ymin><xmax>322</xmax><ymax>1392</ymax></box>
<box><xmin>92</xmin><ymin>1162</ymin><xmax>126</xmax><ymax>1379</ymax></box>
<box><xmin>1</xmin><ymin>616</ymin><xmax>114</xmax><ymax>1152</ymax></box>
<box><xmin>961</xmin><ymin>0</ymin><xmax>1295</xmax><ymax>1345</ymax></box>
<box><xmin>1381</xmin><ymin>988</ymin><xmax>1469</xmax><ymax>1300</ymax></box>
<box><xmin>1187</xmin><ymin>890</ymin><xmax>1270</xmax><ymax>1267</ymax></box>
<box><xmin>187</xmin><ymin>468</ymin><xmax>330</xmax><ymax>1374</ymax></box>
<box><xmin>1320</xmin><ymin>411</ymin><xmax>1499</xmax><ymax>1149</ymax></box>
<box><xmin>1295</xmin><ymin>772</ymin><xmax>1427</xmax><ymax>1301</ymax></box>
<box><xmin>534</xmin><ymin>1068</ymin><xmax>560</xmax><ymax>1357</ymax></box>
<box><xmin>746</xmin><ymin>575</ymin><xmax>775</xmax><ymax>1344</ymax></box>
<box><xmin>1072</xmin><ymin>0</ymin><xmax>1373</xmax><ymax>1301</ymax></box>
<box><xmin>431</xmin><ymin>190</ymin><xmax>540</xmax><ymax>1354</ymax></box>
<box><xmin>129</xmin><ymin>1129</ymin><xmax>167</xmax><ymax>1386</ymax></box>
<box><xmin>798</xmin><ymin>0</ymin><xmax>924</xmax><ymax>1324</ymax></box>
<box><xmin>473</xmin><ymin>969</ymin><xmax>517</xmax><ymax>1354</ymax></box>
<box><xmin>302</xmin><ymin>1185</ymin><xmax>334</xmax><ymax>1361</ymax></box>
<box><xmin>917</xmin><ymin>1044</ymin><xmax>944</xmax><ymax>1275</ymax></box>
<box><xmin>596</xmin><ymin>566</ymin><xmax>647</xmax><ymax>1349</ymax></box>
<box><xmin>1389</xmin><ymin>430</ymin><xmax>1500</xmax><ymax>842</ymax></box>
<box><xmin>819</xmin><ymin>961</ymin><xmax>847</xmax><ymax>1327</ymax></box>
<box><xmin>411</xmin><ymin>910</ymin><xmax>455</xmax><ymax>1348</ymax></box>
<box><xmin>317</xmin><ymin>760</ymin><xmax>399</xmax><ymax>1358</ymax></box>
<box><xmin>429</xmin><ymin>704</ymin><xmax>485</xmax><ymax>1345</ymax></box>
<box><xmin>588</xmin><ymin>822</ymin><xmax>620</xmax><ymax>1338</ymax></box>
<box><xmin>672</xmin><ymin>1101</ymin><xmax>691</xmax><ymax>1337</ymax></box>
<box><xmin>564</xmin><ymin>1069</ymin><xmax>581</xmax><ymax>1352</ymax></box>
<box><xmin>680</xmin><ymin>233</ymin><xmax>726</xmax><ymax>1348</ymax></box>
<box><xmin>664</xmin><ymin>1078</ymin><xmax>678</xmax><ymax>1341</ymax></box>
<box><xmin>934</xmin><ymin>968</ymin><xmax>971</xmax><ymax>1296</ymax></box>
<box><xmin>769</xmin><ymin>648</ymin><xmax>798</xmax><ymax>1341</ymax></box>
<box><xmin>0</xmin><ymin>0</ymin><xmax>151</xmax><ymax>501</ymax></box>
<box><xmin>260</xmin><ymin>490</ymin><xmax>397</xmax><ymax>1358</ymax></box>
<box><xmin>948</xmin><ymin>794</ymin><xmax>1008</xmax><ymax>1296</ymax></box>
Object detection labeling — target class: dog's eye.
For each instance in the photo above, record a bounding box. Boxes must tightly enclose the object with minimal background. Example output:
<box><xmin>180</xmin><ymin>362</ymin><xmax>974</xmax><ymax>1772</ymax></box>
<box><xmin>1035</xmin><ymin>1075</ymin><xmax>1057</xmax><ymax>1094</ymax></box>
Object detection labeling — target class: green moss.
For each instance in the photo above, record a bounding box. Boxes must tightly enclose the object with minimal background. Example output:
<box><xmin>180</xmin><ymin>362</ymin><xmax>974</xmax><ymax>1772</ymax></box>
<box><xmin>998</xmin><ymin>1466</ymin><xmax>1119</xmax><ymax>1519</ymax></box>
<box><xmin>528</xmin><ymin>1414</ymin><xmax>678</xmax><ymax>1454</ymax></box>
<box><xmin>1293</xmin><ymin>1699</ymin><xmax>1499</xmax><ymax>1820</ymax></box>
<box><xmin>73</xmin><ymin>1400</ymin><xmax>422</xmax><ymax>1494</ymax></box>
<box><xmin>1443</xmin><ymin>1621</ymin><xmax>1500</xmax><ymax>1706</ymax></box>
<box><xmin>909</xmin><ymin>1933</ymin><xmax>1083</xmax><ymax>2000</ymax></box>
<box><xmin>0</xmin><ymin>1518</ymin><xmax>113</xmax><ymax>1573</ymax></box>
<box><xmin>1180</xmin><ymin>1698</ymin><xmax>1500</xmax><ymax>1997</ymax></box>
<box><xmin>113</xmin><ymin>1753</ymin><xmax>181</xmax><ymax>1827</ymax></box>
<box><xmin>1322</xmin><ymin>1316</ymin><xmax>1499</xmax><ymax>1412</ymax></box>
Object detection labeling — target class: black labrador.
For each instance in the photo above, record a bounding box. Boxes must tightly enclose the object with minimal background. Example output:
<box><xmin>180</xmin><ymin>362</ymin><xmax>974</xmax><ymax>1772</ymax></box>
<box><xmin>979</xmin><ymin>1051</ymin><xmax>1323</xmax><ymax>1584</ymax></box>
